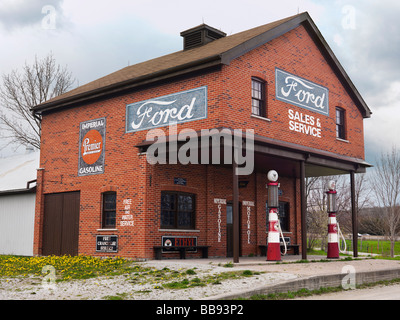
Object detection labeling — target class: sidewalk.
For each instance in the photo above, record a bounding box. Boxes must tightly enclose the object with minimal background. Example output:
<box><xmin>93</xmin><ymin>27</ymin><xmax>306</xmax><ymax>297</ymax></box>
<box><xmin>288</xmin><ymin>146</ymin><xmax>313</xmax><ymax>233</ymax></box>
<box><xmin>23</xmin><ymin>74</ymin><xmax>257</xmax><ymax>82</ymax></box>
<box><xmin>144</xmin><ymin>255</ymin><xmax>400</xmax><ymax>300</ymax></box>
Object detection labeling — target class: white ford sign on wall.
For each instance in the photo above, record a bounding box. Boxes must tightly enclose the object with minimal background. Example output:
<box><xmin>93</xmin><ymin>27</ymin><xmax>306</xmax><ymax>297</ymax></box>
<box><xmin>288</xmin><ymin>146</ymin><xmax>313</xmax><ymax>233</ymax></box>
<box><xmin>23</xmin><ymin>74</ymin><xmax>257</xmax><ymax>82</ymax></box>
<box><xmin>276</xmin><ymin>68</ymin><xmax>329</xmax><ymax>116</ymax></box>
<box><xmin>126</xmin><ymin>86</ymin><xmax>208</xmax><ymax>133</ymax></box>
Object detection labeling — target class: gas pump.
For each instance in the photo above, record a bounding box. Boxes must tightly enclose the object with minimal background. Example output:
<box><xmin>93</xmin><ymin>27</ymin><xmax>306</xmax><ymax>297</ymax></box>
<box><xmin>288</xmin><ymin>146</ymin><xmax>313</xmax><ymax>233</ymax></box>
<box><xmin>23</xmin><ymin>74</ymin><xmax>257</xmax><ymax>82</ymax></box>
<box><xmin>266</xmin><ymin>170</ymin><xmax>287</xmax><ymax>261</ymax></box>
<box><xmin>326</xmin><ymin>180</ymin><xmax>339</xmax><ymax>259</ymax></box>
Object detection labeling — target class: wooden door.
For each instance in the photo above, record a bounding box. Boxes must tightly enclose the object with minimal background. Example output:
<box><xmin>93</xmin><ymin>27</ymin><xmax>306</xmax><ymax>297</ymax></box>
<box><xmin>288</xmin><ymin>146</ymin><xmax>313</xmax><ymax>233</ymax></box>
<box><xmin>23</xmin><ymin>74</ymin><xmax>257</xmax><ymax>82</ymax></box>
<box><xmin>42</xmin><ymin>192</ymin><xmax>80</xmax><ymax>256</ymax></box>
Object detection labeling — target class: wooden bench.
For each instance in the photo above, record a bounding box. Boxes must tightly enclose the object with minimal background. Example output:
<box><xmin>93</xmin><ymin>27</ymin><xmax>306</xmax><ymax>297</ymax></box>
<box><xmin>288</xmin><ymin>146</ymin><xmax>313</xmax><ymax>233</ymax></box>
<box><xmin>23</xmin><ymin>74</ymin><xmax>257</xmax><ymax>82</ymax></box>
<box><xmin>259</xmin><ymin>244</ymin><xmax>300</xmax><ymax>256</ymax></box>
<box><xmin>153</xmin><ymin>246</ymin><xmax>211</xmax><ymax>260</ymax></box>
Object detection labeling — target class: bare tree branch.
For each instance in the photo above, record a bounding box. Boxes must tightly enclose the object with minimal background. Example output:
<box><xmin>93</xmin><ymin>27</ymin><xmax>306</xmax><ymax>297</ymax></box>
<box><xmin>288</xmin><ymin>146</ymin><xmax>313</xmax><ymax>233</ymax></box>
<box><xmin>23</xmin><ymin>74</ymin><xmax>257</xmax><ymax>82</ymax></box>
<box><xmin>0</xmin><ymin>52</ymin><xmax>75</xmax><ymax>150</ymax></box>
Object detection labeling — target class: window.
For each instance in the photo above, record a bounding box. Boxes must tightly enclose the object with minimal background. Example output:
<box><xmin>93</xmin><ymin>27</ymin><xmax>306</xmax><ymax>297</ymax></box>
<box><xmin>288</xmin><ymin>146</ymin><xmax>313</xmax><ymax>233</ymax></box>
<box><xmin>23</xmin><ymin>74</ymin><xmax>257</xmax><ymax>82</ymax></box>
<box><xmin>266</xmin><ymin>201</ymin><xmax>290</xmax><ymax>232</ymax></box>
<box><xmin>102</xmin><ymin>192</ymin><xmax>116</xmax><ymax>229</ymax></box>
<box><xmin>161</xmin><ymin>191</ymin><xmax>195</xmax><ymax>229</ymax></box>
<box><xmin>336</xmin><ymin>107</ymin><xmax>346</xmax><ymax>140</ymax></box>
<box><xmin>252</xmin><ymin>78</ymin><xmax>266</xmax><ymax>117</ymax></box>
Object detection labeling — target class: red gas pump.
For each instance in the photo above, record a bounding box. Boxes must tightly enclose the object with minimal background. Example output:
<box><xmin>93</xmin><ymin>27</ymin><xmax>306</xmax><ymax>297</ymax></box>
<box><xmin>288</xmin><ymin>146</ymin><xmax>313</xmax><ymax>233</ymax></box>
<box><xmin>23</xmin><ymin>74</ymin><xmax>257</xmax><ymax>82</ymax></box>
<box><xmin>326</xmin><ymin>180</ymin><xmax>339</xmax><ymax>259</ymax></box>
<box><xmin>267</xmin><ymin>170</ymin><xmax>284</xmax><ymax>261</ymax></box>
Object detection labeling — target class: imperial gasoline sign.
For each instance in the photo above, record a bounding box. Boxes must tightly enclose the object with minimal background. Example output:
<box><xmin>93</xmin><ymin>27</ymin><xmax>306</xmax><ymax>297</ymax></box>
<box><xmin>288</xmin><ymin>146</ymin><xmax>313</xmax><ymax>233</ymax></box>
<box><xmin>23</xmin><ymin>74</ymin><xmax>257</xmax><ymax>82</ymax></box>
<box><xmin>78</xmin><ymin>118</ymin><xmax>106</xmax><ymax>176</ymax></box>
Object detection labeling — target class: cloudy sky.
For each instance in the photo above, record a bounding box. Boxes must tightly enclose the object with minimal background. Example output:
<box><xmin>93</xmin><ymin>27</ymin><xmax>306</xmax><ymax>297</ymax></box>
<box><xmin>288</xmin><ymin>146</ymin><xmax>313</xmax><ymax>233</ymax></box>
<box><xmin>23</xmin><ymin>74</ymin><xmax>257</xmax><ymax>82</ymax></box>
<box><xmin>0</xmin><ymin>0</ymin><xmax>398</xmax><ymax>166</ymax></box>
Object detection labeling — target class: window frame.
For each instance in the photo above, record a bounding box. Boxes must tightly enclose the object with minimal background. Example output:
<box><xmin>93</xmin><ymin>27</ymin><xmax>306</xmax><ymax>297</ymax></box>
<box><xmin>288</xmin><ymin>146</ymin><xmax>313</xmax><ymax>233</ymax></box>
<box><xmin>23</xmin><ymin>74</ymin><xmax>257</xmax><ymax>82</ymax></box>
<box><xmin>336</xmin><ymin>107</ymin><xmax>346</xmax><ymax>140</ymax></box>
<box><xmin>251</xmin><ymin>77</ymin><xmax>266</xmax><ymax>118</ymax></box>
<box><xmin>161</xmin><ymin>191</ymin><xmax>196</xmax><ymax>230</ymax></box>
<box><xmin>102</xmin><ymin>192</ymin><xmax>117</xmax><ymax>229</ymax></box>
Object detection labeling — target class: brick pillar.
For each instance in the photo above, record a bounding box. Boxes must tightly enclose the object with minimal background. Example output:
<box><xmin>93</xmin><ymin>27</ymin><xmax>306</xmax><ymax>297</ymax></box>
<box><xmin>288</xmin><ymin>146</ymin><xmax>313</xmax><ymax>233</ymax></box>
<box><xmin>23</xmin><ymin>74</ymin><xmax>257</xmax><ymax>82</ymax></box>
<box><xmin>33</xmin><ymin>168</ymin><xmax>45</xmax><ymax>256</ymax></box>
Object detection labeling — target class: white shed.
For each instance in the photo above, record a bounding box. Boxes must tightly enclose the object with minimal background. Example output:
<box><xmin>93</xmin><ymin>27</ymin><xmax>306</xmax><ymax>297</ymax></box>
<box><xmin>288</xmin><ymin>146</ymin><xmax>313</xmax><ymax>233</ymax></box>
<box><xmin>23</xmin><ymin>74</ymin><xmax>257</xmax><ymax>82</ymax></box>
<box><xmin>0</xmin><ymin>150</ymin><xmax>39</xmax><ymax>256</ymax></box>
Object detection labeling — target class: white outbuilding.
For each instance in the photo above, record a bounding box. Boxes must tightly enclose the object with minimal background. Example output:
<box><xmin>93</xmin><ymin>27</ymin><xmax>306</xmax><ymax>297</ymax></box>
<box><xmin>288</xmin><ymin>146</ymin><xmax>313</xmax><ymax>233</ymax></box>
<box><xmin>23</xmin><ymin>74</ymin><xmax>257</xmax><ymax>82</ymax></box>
<box><xmin>0</xmin><ymin>149</ymin><xmax>39</xmax><ymax>256</ymax></box>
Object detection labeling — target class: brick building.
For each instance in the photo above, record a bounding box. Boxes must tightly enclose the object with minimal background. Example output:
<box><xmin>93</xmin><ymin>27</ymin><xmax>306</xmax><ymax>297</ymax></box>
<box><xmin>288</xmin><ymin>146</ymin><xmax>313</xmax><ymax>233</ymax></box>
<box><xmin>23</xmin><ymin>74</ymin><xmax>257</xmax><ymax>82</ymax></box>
<box><xmin>32</xmin><ymin>12</ymin><xmax>371</xmax><ymax>260</ymax></box>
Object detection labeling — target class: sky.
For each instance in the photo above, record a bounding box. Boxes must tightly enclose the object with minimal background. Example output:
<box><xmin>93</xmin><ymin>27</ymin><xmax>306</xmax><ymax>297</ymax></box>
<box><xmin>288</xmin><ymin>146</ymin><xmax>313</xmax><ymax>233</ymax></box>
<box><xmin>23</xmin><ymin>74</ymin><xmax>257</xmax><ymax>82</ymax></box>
<box><xmin>0</xmin><ymin>0</ymin><xmax>399</xmax><ymax>166</ymax></box>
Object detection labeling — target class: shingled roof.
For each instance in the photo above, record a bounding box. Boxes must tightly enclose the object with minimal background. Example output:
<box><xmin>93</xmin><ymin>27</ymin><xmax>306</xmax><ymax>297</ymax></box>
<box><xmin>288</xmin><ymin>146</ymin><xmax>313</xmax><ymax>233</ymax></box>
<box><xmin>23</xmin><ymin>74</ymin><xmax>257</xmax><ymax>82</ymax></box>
<box><xmin>32</xmin><ymin>12</ymin><xmax>371</xmax><ymax>118</ymax></box>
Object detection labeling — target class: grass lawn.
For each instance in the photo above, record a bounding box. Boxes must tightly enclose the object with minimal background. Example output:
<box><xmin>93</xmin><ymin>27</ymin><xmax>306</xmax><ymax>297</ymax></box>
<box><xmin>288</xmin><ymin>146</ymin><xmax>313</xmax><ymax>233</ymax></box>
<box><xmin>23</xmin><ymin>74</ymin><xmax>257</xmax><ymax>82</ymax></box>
<box><xmin>345</xmin><ymin>239</ymin><xmax>400</xmax><ymax>256</ymax></box>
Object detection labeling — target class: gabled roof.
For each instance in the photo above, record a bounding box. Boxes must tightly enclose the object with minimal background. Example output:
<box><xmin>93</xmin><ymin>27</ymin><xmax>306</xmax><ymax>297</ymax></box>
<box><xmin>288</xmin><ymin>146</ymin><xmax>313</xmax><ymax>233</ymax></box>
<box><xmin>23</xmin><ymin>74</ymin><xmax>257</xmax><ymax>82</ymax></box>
<box><xmin>32</xmin><ymin>12</ymin><xmax>371</xmax><ymax>118</ymax></box>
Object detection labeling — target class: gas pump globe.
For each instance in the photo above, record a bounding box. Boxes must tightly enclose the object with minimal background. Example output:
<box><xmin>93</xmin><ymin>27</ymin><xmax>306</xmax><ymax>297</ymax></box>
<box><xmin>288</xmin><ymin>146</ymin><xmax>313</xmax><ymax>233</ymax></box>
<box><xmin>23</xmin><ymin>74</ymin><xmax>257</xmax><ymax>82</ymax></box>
<box><xmin>327</xmin><ymin>180</ymin><xmax>337</xmax><ymax>213</ymax></box>
<box><xmin>267</xmin><ymin>170</ymin><xmax>279</xmax><ymax>208</ymax></box>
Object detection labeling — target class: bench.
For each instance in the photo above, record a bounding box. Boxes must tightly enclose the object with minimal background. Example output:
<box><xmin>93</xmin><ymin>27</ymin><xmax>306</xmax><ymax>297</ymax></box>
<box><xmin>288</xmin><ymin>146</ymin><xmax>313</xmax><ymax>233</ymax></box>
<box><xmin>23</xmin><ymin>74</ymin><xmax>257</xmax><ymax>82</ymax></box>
<box><xmin>153</xmin><ymin>246</ymin><xmax>211</xmax><ymax>260</ymax></box>
<box><xmin>259</xmin><ymin>244</ymin><xmax>300</xmax><ymax>256</ymax></box>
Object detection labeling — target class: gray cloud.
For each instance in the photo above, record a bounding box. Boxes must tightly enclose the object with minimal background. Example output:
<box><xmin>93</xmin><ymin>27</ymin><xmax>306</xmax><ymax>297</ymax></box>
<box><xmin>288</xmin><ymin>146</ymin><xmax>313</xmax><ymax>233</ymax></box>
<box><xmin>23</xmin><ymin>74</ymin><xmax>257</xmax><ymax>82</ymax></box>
<box><xmin>326</xmin><ymin>1</ymin><xmax>400</xmax><ymax>109</ymax></box>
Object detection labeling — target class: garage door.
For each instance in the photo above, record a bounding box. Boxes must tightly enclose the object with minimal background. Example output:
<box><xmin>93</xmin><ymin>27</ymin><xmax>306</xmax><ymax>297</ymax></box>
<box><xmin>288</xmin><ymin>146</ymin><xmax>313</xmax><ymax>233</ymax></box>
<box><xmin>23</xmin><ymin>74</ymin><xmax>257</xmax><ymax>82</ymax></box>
<box><xmin>42</xmin><ymin>192</ymin><xmax>80</xmax><ymax>256</ymax></box>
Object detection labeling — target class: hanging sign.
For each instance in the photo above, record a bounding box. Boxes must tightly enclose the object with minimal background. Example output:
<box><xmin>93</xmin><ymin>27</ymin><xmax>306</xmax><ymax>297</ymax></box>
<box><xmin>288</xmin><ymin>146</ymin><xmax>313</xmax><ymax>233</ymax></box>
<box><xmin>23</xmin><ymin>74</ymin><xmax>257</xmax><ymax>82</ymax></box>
<box><xmin>276</xmin><ymin>68</ymin><xmax>329</xmax><ymax>116</ymax></box>
<box><xmin>126</xmin><ymin>86</ymin><xmax>208</xmax><ymax>133</ymax></box>
<box><xmin>78</xmin><ymin>118</ymin><xmax>106</xmax><ymax>176</ymax></box>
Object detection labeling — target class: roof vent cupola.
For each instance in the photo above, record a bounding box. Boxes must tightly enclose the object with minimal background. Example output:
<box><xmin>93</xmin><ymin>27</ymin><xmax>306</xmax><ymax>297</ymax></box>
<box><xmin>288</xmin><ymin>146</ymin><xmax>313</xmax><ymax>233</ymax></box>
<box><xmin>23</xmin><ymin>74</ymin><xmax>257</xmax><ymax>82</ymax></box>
<box><xmin>180</xmin><ymin>24</ymin><xmax>226</xmax><ymax>50</ymax></box>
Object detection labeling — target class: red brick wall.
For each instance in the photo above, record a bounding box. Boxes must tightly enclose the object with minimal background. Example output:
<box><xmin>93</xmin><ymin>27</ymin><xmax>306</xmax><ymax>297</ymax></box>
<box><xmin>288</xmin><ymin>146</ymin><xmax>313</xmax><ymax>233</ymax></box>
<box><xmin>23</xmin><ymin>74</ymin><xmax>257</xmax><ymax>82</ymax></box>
<box><xmin>220</xmin><ymin>25</ymin><xmax>365</xmax><ymax>159</ymax></box>
<box><xmin>34</xmin><ymin>24</ymin><xmax>365</xmax><ymax>259</ymax></box>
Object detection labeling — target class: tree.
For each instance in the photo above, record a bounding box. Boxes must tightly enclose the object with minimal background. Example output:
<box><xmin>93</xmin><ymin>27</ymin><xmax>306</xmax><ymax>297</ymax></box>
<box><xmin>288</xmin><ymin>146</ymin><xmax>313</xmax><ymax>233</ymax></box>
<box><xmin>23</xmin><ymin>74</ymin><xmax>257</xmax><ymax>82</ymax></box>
<box><xmin>371</xmin><ymin>146</ymin><xmax>400</xmax><ymax>257</ymax></box>
<box><xmin>0</xmin><ymin>53</ymin><xmax>75</xmax><ymax>150</ymax></box>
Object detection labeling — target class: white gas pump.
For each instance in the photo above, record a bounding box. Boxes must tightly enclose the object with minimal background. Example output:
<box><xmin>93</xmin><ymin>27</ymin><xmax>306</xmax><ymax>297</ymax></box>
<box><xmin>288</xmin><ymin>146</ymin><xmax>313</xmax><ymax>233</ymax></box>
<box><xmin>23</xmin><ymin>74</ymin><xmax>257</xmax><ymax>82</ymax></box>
<box><xmin>267</xmin><ymin>170</ymin><xmax>287</xmax><ymax>261</ymax></box>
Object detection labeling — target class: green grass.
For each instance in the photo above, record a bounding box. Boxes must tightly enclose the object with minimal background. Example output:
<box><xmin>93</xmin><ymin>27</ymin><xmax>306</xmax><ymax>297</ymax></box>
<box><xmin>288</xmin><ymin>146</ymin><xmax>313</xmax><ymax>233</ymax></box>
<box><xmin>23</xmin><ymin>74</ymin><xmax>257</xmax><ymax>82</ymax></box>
<box><xmin>308</xmin><ymin>239</ymin><xmax>400</xmax><ymax>256</ymax></box>
<box><xmin>346</xmin><ymin>239</ymin><xmax>400</xmax><ymax>256</ymax></box>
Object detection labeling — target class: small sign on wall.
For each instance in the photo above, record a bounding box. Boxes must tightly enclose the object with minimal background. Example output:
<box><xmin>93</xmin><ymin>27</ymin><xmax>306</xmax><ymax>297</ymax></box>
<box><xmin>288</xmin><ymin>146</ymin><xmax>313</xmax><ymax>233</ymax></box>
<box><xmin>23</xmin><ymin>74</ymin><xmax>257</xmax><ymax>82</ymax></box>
<box><xmin>174</xmin><ymin>177</ymin><xmax>187</xmax><ymax>186</ymax></box>
<box><xmin>161</xmin><ymin>236</ymin><xmax>197</xmax><ymax>253</ymax></box>
<box><xmin>96</xmin><ymin>235</ymin><xmax>118</xmax><ymax>253</ymax></box>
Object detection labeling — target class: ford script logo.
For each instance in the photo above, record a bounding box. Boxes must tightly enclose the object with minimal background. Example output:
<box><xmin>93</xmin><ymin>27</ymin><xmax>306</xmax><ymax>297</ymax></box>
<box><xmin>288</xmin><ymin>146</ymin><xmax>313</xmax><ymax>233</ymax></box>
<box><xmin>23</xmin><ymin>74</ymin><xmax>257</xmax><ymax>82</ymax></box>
<box><xmin>276</xmin><ymin>68</ymin><xmax>329</xmax><ymax>116</ymax></box>
<box><xmin>126</xmin><ymin>86</ymin><xmax>208</xmax><ymax>133</ymax></box>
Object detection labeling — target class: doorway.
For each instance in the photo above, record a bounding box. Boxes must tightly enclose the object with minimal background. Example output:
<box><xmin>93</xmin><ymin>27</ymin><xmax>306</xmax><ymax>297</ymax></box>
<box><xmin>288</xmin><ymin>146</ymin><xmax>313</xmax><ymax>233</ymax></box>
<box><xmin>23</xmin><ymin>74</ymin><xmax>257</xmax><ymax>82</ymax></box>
<box><xmin>226</xmin><ymin>202</ymin><xmax>241</xmax><ymax>257</ymax></box>
<box><xmin>42</xmin><ymin>192</ymin><xmax>80</xmax><ymax>256</ymax></box>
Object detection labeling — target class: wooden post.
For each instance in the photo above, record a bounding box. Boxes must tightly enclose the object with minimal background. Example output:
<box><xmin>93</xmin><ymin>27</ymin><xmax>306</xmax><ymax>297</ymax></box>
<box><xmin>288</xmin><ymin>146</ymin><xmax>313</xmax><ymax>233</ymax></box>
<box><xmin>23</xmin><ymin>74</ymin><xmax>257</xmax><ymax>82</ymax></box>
<box><xmin>350</xmin><ymin>171</ymin><xmax>358</xmax><ymax>258</ymax></box>
<box><xmin>300</xmin><ymin>161</ymin><xmax>307</xmax><ymax>260</ymax></box>
<box><xmin>233</xmin><ymin>147</ymin><xmax>240</xmax><ymax>263</ymax></box>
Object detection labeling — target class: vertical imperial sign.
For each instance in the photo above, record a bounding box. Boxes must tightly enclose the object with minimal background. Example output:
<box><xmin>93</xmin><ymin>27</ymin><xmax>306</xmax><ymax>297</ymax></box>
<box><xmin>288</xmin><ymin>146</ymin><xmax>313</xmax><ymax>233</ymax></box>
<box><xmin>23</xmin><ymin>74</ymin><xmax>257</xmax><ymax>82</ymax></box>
<box><xmin>78</xmin><ymin>118</ymin><xmax>106</xmax><ymax>176</ymax></box>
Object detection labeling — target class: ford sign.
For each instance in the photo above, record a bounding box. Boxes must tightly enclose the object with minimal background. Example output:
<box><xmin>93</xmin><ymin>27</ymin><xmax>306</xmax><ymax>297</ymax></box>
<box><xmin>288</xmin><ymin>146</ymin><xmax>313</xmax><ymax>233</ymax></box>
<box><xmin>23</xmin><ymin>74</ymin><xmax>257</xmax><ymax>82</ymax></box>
<box><xmin>126</xmin><ymin>86</ymin><xmax>208</xmax><ymax>133</ymax></box>
<box><xmin>276</xmin><ymin>68</ymin><xmax>329</xmax><ymax>116</ymax></box>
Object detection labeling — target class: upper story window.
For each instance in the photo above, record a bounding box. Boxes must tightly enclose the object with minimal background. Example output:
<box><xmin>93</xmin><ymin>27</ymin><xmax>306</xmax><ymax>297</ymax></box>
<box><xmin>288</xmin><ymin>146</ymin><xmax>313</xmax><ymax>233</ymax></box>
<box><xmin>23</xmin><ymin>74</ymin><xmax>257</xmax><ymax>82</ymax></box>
<box><xmin>102</xmin><ymin>192</ymin><xmax>117</xmax><ymax>229</ymax></box>
<box><xmin>251</xmin><ymin>78</ymin><xmax>266</xmax><ymax>117</ymax></box>
<box><xmin>336</xmin><ymin>107</ymin><xmax>346</xmax><ymax>140</ymax></box>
